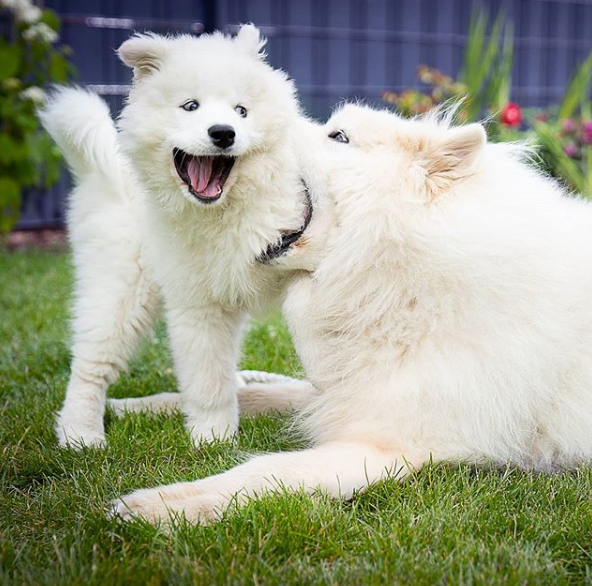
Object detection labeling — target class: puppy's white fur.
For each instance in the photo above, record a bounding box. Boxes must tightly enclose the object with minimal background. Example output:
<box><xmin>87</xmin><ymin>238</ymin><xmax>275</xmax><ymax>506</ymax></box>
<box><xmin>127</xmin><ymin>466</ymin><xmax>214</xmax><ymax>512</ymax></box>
<box><xmin>114</xmin><ymin>103</ymin><xmax>592</xmax><ymax>524</ymax></box>
<box><xmin>40</xmin><ymin>26</ymin><xmax>314</xmax><ymax>447</ymax></box>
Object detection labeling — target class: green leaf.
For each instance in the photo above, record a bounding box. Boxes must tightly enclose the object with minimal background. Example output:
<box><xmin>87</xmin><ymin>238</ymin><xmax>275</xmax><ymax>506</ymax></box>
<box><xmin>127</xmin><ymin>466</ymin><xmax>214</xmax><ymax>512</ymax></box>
<box><xmin>459</xmin><ymin>6</ymin><xmax>512</xmax><ymax>122</ymax></box>
<box><xmin>0</xmin><ymin>176</ymin><xmax>20</xmax><ymax>206</ymax></box>
<box><xmin>14</xmin><ymin>113</ymin><xmax>38</xmax><ymax>132</ymax></box>
<box><xmin>0</xmin><ymin>134</ymin><xmax>16</xmax><ymax>164</ymax></box>
<box><xmin>0</xmin><ymin>45</ymin><xmax>21</xmax><ymax>80</ymax></box>
<box><xmin>586</xmin><ymin>147</ymin><xmax>592</xmax><ymax>198</ymax></box>
<box><xmin>534</xmin><ymin>122</ymin><xmax>585</xmax><ymax>193</ymax></box>
<box><xmin>558</xmin><ymin>49</ymin><xmax>592</xmax><ymax>121</ymax></box>
<box><xmin>486</xmin><ymin>26</ymin><xmax>514</xmax><ymax>112</ymax></box>
<box><xmin>0</xmin><ymin>176</ymin><xmax>21</xmax><ymax>233</ymax></box>
<box><xmin>14</xmin><ymin>154</ymin><xmax>38</xmax><ymax>187</ymax></box>
<box><xmin>460</xmin><ymin>8</ymin><xmax>487</xmax><ymax>86</ymax></box>
<box><xmin>479</xmin><ymin>11</ymin><xmax>504</xmax><ymax>87</ymax></box>
<box><xmin>48</xmin><ymin>52</ymin><xmax>68</xmax><ymax>82</ymax></box>
<box><xmin>41</xmin><ymin>8</ymin><xmax>61</xmax><ymax>33</ymax></box>
<box><xmin>44</xmin><ymin>144</ymin><xmax>63</xmax><ymax>187</ymax></box>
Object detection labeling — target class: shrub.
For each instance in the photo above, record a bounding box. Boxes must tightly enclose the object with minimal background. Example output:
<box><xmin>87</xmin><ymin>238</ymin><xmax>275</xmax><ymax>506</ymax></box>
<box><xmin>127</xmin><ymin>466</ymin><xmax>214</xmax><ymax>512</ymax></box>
<box><xmin>0</xmin><ymin>0</ymin><xmax>75</xmax><ymax>233</ymax></box>
<box><xmin>533</xmin><ymin>50</ymin><xmax>592</xmax><ymax>195</ymax></box>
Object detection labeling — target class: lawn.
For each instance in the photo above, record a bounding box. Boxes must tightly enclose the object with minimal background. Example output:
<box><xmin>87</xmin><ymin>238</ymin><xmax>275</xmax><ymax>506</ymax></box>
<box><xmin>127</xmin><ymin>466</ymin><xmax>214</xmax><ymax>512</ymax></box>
<box><xmin>2</xmin><ymin>249</ymin><xmax>592</xmax><ymax>585</ymax></box>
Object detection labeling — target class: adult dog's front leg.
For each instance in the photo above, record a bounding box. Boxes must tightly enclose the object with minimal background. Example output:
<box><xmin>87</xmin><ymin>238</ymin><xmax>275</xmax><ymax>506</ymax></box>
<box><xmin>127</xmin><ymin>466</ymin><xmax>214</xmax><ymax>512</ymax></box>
<box><xmin>113</xmin><ymin>441</ymin><xmax>419</xmax><ymax>524</ymax></box>
<box><xmin>167</xmin><ymin>304</ymin><xmax>245</xmax><ymax>445</ymax></box>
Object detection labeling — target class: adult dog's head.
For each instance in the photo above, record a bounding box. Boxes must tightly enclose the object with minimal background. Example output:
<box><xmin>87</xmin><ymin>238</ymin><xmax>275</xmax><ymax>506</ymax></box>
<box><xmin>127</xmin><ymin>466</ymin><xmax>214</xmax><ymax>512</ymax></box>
<box><xmin>275</xmin><ymin>103</ymin><xmax>487</xmax><ymax>272</ymax></box>
<box><xmin>117</xmin><ymin>25</ymin><xmax>299</xmax><ymax>210</ymax></box>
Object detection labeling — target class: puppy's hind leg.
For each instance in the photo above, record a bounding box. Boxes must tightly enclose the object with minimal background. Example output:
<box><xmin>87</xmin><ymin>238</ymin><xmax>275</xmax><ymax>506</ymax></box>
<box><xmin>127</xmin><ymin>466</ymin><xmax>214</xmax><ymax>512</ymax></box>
<box><xmin>57</xmin><ymin>167</ymin><xmax>160</xmax><ymax>449</ymax></box>
<box><xmin>109</xmin><ymin>379</ymin><xmax>318</xmax><ymax>417</ymax></box>
<box><xmin>109</xmin><ymin>392</ymin><xmax>180</xmax><ymax>416</ymax></box>
<box><xmin>40</xmin><ymin>88</ymin><xmax>162</xmax><ymax>447</ymax></box>
<box><xmin>58</xmin><ymin>234</ymin><xmax>161</xmax><ymax>448</ymax></box>
<box><xmin>238</xmin><ymin>381</ymin><xmax>318</xmax><ymax>415</ymax></box>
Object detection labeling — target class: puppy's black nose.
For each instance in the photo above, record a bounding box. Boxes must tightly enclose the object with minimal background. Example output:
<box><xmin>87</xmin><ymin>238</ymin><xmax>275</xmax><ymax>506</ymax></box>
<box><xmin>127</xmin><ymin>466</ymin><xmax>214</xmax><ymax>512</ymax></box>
<box><xmin>208</xmin><ymin>125</ymin><xmax>235</xmax><ymax>149</ymax></box>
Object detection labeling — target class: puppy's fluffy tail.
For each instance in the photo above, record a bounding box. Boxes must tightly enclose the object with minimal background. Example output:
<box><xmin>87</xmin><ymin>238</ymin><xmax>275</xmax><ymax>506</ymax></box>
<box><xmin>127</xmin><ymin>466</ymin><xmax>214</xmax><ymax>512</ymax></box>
<box><xmin>39</xmin><ymin>87</ymin><xmax>123</xmax><ymax>184</ymax></box>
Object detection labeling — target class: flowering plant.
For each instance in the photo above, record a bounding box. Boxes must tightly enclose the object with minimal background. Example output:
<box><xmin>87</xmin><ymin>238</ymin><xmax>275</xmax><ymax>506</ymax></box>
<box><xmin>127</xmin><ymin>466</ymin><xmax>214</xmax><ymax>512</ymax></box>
<box><xmin>382</xmin><ymin>66</ymin><xmax>468</xmax><ymax>118</ymax></box>
<box><xmin>383</xmin><ymin>6</ymin><xmax>514</xmax><ymax>126</ymax></box>
<box><xmin>533</xmin><ymin>116</ymin><xmax>592</xmax><ymax>196</ymax></box>
<box><xmin>381</xmin><ymin>5</ymin><xmax>592</xmax><ymax>196</ymax></box>
<box><xmin>532</xmin><ymin>50</ymin><xmax>592</xmax><ymax>196</ymax></box>
<box><xmin>0</xmin><ymin>0</ymin><xmax>75</xmax><ymax>233</ymax></box>
<box><xmin>499</xmin><ymin>102</ymin><xmax>522</xmax><ymax>127</ymax></box>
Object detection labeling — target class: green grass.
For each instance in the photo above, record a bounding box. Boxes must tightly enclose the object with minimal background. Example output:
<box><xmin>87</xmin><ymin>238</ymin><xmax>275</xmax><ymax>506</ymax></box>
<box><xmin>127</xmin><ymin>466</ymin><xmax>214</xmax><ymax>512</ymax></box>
<box><xmin>2</xmin><ymin>250</ymin><xmax>592</xmax><ymax>585</ymax></box>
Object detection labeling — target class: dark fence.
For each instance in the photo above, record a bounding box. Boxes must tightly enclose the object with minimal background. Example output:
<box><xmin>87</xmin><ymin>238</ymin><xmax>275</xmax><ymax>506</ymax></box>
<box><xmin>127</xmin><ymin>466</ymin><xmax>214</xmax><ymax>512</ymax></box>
<box><xmin>14</xmin><ymin>0</ymin><xmax>592</xmax><ymax>229</ymax></box>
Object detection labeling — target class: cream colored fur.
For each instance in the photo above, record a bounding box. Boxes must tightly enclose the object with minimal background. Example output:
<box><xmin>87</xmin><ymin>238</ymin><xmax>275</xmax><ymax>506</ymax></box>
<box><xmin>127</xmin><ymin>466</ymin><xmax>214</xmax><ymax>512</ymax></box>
<box><xmin>113</xmin><ymin>104</ymin><xmax>592</xmax><ymax>524</ymax></box>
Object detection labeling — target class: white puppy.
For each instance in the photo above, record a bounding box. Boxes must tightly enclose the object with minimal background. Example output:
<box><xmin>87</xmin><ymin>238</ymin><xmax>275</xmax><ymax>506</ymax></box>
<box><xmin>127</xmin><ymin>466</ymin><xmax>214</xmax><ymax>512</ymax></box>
<box><xmin>113</xmin><ymin>103</ymin><xmax>592</xmax><ymax>524</ymax></box>
<box><xmin>39</xmin><ymin>25</ymin><xmax>316</xmax><ymax>448</ymax></box>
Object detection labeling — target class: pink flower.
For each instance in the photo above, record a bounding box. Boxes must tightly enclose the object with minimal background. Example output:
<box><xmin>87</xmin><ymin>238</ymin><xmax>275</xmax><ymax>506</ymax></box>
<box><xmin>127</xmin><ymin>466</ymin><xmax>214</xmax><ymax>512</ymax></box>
<box><xmin>535</xmin><ymin>112</ymin><xmax>548</xmax><ymax>122</ymax></box>
<box><xmin>564</xmin><ymin>144</ymin><xmax>578</xmax><ymax>158</ymax></box>
<box><xmin>582</xmin><ymin>120</ymin><xmax>592</xmax><ymax>134</ymax></box>
<box><xmin>563</xmin><ymin>119</ymin><xmax>576</xmax><ymax>133</ymax></box>
<box><xmin>500</xmin><ymin>102</ymin><xmax>522</xmax><ymax>127</ymax></box>
<box><xmin>582</xmin><ymin>131</ymin><xmax>592</xmax><ymax>145</ymax></box>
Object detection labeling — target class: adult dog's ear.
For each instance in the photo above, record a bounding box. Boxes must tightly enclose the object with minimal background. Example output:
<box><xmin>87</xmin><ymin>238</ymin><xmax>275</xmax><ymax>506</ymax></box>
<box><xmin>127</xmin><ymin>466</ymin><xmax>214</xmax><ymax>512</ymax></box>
<box><xmin>234</xmin><ymin>23</ymin><xmax>267</xmax><ymax>59</ymax></box>
<box><xmin>118</xmin><ymin>33</ymin><xmax>169</xmax><ymax>77</ymax></box>
<box><xmin>421</xmin><ymin>124</ymin><xmax>486</xmax><ymax>196</ymax></box>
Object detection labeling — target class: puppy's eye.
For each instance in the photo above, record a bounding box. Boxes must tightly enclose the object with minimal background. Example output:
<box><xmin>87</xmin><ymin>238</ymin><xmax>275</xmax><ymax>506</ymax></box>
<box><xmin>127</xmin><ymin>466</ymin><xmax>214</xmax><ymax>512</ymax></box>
<box><xmin>235</xmin><ymin>105</ymin><xmax>248</xmax><ymax>118</ymax></box>
<box><xmin>181</xmin><ymin>100</ymin><xmax>199</xmax><ymax>112</ymax></box>
<box><xmin>329</xmin><ymin>130</ymin><xmax>349</xmax><ymax>144</ymax></box>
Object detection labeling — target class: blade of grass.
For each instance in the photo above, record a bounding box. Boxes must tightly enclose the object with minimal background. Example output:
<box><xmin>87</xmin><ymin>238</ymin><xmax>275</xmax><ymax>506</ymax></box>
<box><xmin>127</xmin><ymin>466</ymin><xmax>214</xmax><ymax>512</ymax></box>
<box><xmin>460</xmin><ymin>7</ymin><xmax>509</xmax><ymax>121</ymax></box>
<box><xmin>586</xmin><ymin>146</ymin><xmax>592</xmax><ymax>197</ymax></box>
<box><xmin>486</xmin><ymin>23</ymin><xmax>514</xmax><ymax>113</ymax></box>
<box><xmin>558</xmin><ymin>49</ymin><xmax>592</xmax><ymax>121</ymax></box>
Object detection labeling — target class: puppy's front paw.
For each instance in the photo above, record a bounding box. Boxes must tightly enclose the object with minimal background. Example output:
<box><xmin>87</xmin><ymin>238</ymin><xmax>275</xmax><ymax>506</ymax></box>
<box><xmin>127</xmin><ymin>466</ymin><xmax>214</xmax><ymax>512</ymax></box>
<box><xmin>112</xmin><ymin>482</ymin><xmax>226</xmax><ymax>525</ymax></box>
<box><xmin>55</xmin><ymin>408</ymin><xmax>105</xmax><ymax>449</ymax></box>
<box><xmin>189</xmin><ymin>425</ymin><xmax>238</xmax><ymax>446</ymax></box>
<box><xmin>186</xmin><ymin>409</ymin><xmax>239</xmax><ymax>446</ymax></box>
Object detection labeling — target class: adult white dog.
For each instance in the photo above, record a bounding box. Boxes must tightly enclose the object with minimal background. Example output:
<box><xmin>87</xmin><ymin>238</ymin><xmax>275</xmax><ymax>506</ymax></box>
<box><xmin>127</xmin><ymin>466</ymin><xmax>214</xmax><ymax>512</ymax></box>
<box><xmin>40</xmin><ymin>25</ymin><xmax>316</xmax><ymax>448</ymax></box>
<box><xmin>114</xmin><ymin>103</ymin><xmax>592</xmax><ymax>524</ymax></box>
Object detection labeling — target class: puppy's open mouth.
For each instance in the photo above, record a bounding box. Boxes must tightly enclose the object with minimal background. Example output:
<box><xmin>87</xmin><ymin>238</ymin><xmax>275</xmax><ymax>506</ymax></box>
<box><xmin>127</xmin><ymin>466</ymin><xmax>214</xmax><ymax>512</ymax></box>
<box><xmin>173</xmin><ymin>148</ymin><xmax>235</xmax><ymax>203</ymax></box>
<box><xmin>258</xmin><ymin>183</ymin><xmax>313</xmax><ymax>264</ymax></box>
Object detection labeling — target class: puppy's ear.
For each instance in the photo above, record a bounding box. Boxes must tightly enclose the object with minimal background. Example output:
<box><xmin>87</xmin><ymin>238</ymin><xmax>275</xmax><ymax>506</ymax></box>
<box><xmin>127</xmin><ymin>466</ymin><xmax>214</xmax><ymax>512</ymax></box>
<box><xmin>234</xmin><ymin>23</ymin><xmax>267</xmax><ymax>58</ymax></box>
<box><xmin>118</xmin><ymin>34</ymin><xmax>169</xmax><ymax>77</ymax></box>
<box><xmin>421</xmin><ymin>124</ymin><xmax>486</xmax><ymax>195</ymax></box>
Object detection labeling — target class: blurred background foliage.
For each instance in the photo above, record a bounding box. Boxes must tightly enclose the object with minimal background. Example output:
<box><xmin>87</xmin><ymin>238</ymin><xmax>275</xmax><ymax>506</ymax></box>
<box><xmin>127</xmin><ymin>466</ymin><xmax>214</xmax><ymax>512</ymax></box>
<box><xmin>1</xmin><ymin>3</ymin><xmax>592</xmax><ymax>234</ymax></box>
<box><xmin>383</xmin><ymin>6</ymin><xmax>592</xmax><ymax>197</ymax></box>
<box><xmin>0</xmin><ymin>0</ymin><xmax>75</xmax><ymax>234</ymax></box>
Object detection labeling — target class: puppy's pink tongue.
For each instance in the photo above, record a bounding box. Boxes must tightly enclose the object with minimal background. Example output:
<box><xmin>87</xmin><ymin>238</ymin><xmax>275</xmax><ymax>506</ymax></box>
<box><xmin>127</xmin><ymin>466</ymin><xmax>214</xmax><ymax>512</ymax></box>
<box><xmin>187</xmin><ymin>156</ymin><xmax>213</xmax><ymax>194</ymax></box>
<box><xmin>202</xmin><ymin>181</ymin><xmax>221</xmax><ymax>198</ymax></box>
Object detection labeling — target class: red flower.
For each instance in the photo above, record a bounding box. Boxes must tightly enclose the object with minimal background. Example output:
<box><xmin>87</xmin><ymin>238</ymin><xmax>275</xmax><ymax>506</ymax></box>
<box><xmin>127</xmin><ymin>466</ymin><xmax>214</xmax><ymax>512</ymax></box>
<box><xmin>500</xmin><ymin>102</ymin><xmax>522</xmax><ymax>127</ymax></box>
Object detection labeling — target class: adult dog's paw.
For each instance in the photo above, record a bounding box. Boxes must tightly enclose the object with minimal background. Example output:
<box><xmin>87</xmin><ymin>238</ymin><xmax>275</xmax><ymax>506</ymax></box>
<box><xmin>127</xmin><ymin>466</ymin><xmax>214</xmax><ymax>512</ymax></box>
<box><xmin>111</xmin><ymin>482</ymin><xmax>227</xmax><ymax>525</ymax></box>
